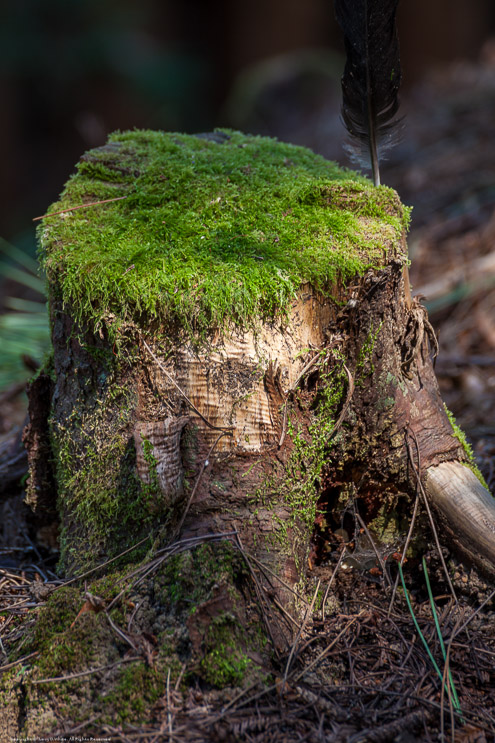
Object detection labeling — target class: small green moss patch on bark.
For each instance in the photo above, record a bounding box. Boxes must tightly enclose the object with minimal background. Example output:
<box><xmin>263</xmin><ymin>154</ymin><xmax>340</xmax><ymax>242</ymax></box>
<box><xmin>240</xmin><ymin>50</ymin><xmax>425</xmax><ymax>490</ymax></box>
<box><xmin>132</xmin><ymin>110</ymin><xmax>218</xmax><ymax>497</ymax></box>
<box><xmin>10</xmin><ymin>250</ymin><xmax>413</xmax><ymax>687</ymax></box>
<box><xmin>32</xmin><ymin>587</ymin><xmax>81</xmax><ymax>652</ymax></box>
<box><xmin>159</xmin><ymin>542</ymin><xmax>244</xmax><ymax>610</ymax></box>
<box><xmin>251</xmin><ymin>350</ymin><xmax>349</xmax><ymax>570</ymax></box>
<box><xmin>157</xmin><ymin>543</ymin><xmax>268</xmax><ymax>688</ymax></box>
<box><xmin>443</xmin><ymin>403</ymin><xmax>489</xmax><ymax>488</ymax></box>
<box><xmin>200</xmin><ymin>627</ymin><xmax>253</xmax><ymax>688</ymax></box>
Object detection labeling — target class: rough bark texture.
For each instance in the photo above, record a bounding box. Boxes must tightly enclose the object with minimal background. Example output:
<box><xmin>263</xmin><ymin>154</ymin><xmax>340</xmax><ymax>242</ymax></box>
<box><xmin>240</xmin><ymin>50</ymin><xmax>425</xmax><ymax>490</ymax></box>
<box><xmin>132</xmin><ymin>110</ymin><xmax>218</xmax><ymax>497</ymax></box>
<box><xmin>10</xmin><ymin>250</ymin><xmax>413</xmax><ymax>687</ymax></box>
<box><xmin>23</xmin><ymin>372</ymin><xmax>57</xmax><ymax>522</ymax></box>
<box><xmin>46</xmin><ymin>283</ymin><xmax>346</xmax><ymax>624</ymax></box>
<box><xmin>334</xmin><ymin>262</ymin><xmax>465</xmax><ymax>490</ymax></box>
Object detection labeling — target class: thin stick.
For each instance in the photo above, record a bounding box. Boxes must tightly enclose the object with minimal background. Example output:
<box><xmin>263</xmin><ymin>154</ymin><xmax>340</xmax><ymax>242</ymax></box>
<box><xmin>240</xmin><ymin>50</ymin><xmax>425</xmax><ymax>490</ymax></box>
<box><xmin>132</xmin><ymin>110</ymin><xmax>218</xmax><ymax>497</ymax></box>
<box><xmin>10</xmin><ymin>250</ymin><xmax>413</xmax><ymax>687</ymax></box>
<box><xmin>105</xmin><ymin>611</ymin><xmax>139</xmax><ymax>653</ymax></box>
<box><xmin>354</xmin><ymin>511</ymin><xmax>391</xmax><ymax>589</ymax></box>
<box><xmin>166</xmin><ymin>667</ymin><xmax>173</xmax><ymax>742</ymax></box>
<box><xmin>33</xmin><ymin>195</ymin><xmax>128</xmax><ymax>221</ymax></box>
<box><xmin>387</xmin><ymin>431</ymin><xmax>422</xmax><ymax>617</ymax></box>
<box><xmin>150</xmin><ymin>718</ymin><xmax>169</xmax><ymax>743</ymax></box>
<box><xmin>61</xmin><ymin>717</ymin><xmax>98</xmax><ymax>736</ymax></box>
<box><xmin>0</xmin><ymin>651</ymin><xmax>39</xmax><ymax>673</ymax></box>
<box><xmin>439</xmin><ymin>639</ymin><xmax>453</xmax><ymax>742</ymax></box>
<box><xmin>406</xmin><ymin>432</ymin><xmax>457</xmax><ymax>602</ymax></box>
<box><xmin>31</xmin><ymin>655</ymin><xmax>140</xmax><ymax>684</ymax></box>
<box><xmin>174</xmin><ymin>662</ymin><xmax>186</xmax><ymax>691</ymax></box>
<box><xmin>439</xmin><ymin>613</ymin><xmax>466</xmax><ymax>738</ymax></box>
<box><xmin>106</xmin><ymin>532</ymin><xmax>239</xmax><ymax>612</ymax></box>
<box><xmin>273</xmin><ymin>598</ymin><xmax>304</xmax><ymax>630</ymax></box>
<box><xmin>174</xmin><ymin>431</ymin><xmax>229</xmax><ymax>536</ymax></box>
<box><xmin>55</xmin><ymin>535</ymin><xmax>151</xmax><ymax>590</ymax></box>
<box><xmin>398</xmin><ymin>560</ymin><xmax>459</xmax><ymax>719</ymax></box>
<box><xmin>218</xmin><ymin>679</ymin><xmax>279</xmax><ymax>718</ymax></box>
<box><xmin>449</xmin><ymin>587</ymin><xmax>495</xmax><ymax>639</ymax></box>
<box><xmin>445</xmin><ymin>615</ymin><xmax>466</xmax><ymax>726</ymax></box>
<box><xmin>234</xmin><ymin>533</ymin><xmax>289</xmax><ymax>655</ymax></box>
<box><xmin>292</xmin><ymin>611</ymin><xmax>364</xmax><ymax>682</ymax></box>
<box><xmin>147</xmin><ymin>531</ymin><xmax>239</xmax><ymax>562</ymax></box>
<box><xmin>451</xmin><ymin>641</ymin><xmax>495</xmax><ymax>658</ymax></box>
<box><xmin>388</xmin><ymin>492</ymin><xmax>420</xmax><ymax>616</ymax></box>
<box><xmin>241</xmin><ymin>550</ymin><xmax>310</xmax><ymax>605</ymax></box>
<box><xmin>283</xmin><ymin>579</ymin><xmax>321</xmax><ymax>684</ymax></box>
<box><xmin>322</xmin><ymin>547</ymin><xmax>346</xmax><ymax>621</ymax></box>
<box><xmin>423</xmin><ymin>557</ymin><xmax>463</xmax><ymax>721</ymax></box>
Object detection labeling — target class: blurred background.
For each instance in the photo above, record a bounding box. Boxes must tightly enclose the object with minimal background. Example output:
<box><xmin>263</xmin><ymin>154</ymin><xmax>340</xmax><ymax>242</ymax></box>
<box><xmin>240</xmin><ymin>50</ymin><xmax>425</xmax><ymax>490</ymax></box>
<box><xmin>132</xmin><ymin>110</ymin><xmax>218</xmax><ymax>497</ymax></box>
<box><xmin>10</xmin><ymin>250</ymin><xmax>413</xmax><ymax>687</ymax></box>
<box><xmin>1</xmin><ymin>0</ymin><xmax>495</xmax><ymax>244</ymax></box>
<box><xmin>1</xmin><ymin>0</ymin><xmax>495</xmax><ymax>488</ymax></box>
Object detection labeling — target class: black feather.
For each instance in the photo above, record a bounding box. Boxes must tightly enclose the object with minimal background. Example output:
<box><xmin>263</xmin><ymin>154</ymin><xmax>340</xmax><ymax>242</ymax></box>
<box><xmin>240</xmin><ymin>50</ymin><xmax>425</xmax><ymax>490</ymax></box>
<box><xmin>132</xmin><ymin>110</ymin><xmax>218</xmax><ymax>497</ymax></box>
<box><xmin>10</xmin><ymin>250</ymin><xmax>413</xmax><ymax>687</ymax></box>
<box><xmin>334</xmin><ymin>0</ymin><xmax>402</xmax><ymax>185</ymax></box>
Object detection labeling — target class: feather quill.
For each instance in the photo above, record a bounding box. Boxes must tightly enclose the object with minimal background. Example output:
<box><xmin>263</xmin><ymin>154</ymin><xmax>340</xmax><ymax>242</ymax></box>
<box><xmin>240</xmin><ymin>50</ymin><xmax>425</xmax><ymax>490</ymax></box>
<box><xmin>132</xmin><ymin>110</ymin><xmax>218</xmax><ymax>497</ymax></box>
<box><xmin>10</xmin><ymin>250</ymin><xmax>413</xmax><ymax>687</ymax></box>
<box><xmin>334</xmin><ymin>0</ymin><xmax>402</xmax><ymax>186</ymax></box>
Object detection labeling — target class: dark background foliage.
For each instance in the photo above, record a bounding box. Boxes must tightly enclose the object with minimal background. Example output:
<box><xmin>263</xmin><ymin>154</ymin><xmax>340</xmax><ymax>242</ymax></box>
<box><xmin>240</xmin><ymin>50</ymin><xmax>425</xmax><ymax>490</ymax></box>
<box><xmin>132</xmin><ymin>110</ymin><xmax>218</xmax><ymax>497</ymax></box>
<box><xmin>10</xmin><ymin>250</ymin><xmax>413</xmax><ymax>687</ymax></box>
<box><xmin>1</xmin><ymin>0</ymin><xmax>495</xmax><ymax>250</ymax></box>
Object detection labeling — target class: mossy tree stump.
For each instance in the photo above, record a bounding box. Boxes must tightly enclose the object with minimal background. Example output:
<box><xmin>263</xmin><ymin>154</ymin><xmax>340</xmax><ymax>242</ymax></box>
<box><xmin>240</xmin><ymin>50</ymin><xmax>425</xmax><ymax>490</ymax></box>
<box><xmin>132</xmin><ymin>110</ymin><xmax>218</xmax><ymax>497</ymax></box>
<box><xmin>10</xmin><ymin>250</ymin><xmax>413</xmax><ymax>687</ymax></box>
<box><xmin>33</xmin><ymin>128</ymin><xmax>495</xmax><ymax>590</ymax></box>
<box><xmin>11</xmin><ymin>129</ymin><xmax>495</xmax><ymax>733</ymax></box>
<box><xmin>34</xmin><ymin>130</ymin><xmax>413</xmax><ymax>580</ymax></box>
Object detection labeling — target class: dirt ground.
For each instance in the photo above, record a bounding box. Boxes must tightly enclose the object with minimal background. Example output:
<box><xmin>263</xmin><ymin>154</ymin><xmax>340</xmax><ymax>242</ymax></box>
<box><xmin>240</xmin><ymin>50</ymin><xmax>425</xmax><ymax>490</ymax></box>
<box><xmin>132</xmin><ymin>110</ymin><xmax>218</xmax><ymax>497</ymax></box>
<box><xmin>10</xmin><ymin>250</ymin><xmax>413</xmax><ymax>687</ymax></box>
<box><xmin>1</xmin><ymin>49</ymin><xmax>495</xmax><ymax>741</ymax></box>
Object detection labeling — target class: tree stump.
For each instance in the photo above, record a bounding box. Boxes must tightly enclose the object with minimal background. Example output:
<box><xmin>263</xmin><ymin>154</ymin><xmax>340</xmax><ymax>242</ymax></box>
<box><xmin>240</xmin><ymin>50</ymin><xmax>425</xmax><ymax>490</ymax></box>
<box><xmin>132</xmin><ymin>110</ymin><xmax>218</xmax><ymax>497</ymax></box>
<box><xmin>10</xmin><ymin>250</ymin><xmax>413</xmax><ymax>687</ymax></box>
<box><xmin>34</xmin><ymin>127</ymin><xmax>495</xmax><ymax>593</ymax></box>
<box><xmin>35</xmin><ymin>130</ymin><xmax>414</xmax><ymax>580</ymax></box>
<box><xmin>6</xmin><ymin>129</ymin><xmax>494</xmax><ymax>734</ymax></box>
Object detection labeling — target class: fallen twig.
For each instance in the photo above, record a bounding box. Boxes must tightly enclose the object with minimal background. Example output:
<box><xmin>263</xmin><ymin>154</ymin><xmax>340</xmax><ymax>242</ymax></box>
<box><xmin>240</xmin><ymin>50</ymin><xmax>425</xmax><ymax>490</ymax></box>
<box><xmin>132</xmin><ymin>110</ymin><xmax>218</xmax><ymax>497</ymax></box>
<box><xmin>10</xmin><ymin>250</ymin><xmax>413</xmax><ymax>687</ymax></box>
<box><xmin>406</xmin><ymin>431</ymin><xmax>457</xmax><ymax>602</ymax></box>
<box><xmin>283</xmin><ymin>579</ymin><xmax>321</xmax><ymax>684</ymax></box>
<box><xmin>31</xmin><ymin>655</ymin><xmax>140</xmax><ymax>684</ymax></box>
<box><xmin>33</xmin><ymin>195</ymin><xmax>128</xmax><ymax>221</ymax></box>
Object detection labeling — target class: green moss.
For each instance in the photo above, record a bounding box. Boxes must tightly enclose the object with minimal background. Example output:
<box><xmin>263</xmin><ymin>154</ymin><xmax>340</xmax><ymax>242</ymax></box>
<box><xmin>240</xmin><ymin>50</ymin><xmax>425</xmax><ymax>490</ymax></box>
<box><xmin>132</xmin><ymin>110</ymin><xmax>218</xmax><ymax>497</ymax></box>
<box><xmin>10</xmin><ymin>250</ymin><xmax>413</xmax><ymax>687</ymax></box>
<box><xmin>201</xmin><ymin>641</ymin><xmax>252</xmax><ymax>688</ymax></box>
<box><xmin>6</xmin><ymin>570</ymin><xmax>168</xmax><ymax>729</ymax></box>
<box><xmin>7</xmin><ymin>587</ymin><xmax>80</xmax><ymax>662</ymax></box>
<box><xmin>160</xmin><ymin>542</ymin><xmax>245</xmax><ymax>611</ymax></box>
<box><xmin>140</xmin><ymin>436</ymin><xmax>162</xmax><ymax>503</ymax></box>
<box><xmin>443</xmin><ymin>403</ymin><xmax>489</xmax><ymax>488</ymax></box>
<box><xmin>101</xmin><ymin>663</ymin><xmax>164</xmax><ymax>723</ymax></box>
<box><xmin>34</xmin><ymin>613</ymin><xmax>109</xmax><ymax>681</ymax></box>
<box><xmin>155</xmin><ymin>543</ymin><xmax>267</xmax><ymax>688</ymax></box>
<box><xmin>254</xmin><ymin>349</ymin><xmax>349</xmax><ymax>569</ymax></box>
<box><xmin>198</xmin><ymin>610</ymin><xmax>267</xmax><ymax>688</ymax></box>
<box><xmin>40</xmin><ymin>129</ymin><xmax>407</xmax><ymax>340</ymax></box>
<box><xmin>51</xmin><ymin>378</ymin><xmax>155</xmax><ymax>573</ymax></box>
<box><xmin>356</xmin><ymin>321</ymin><xmax>383</xmax><ymax>383</ymax></box>
<box><xmin>25</xmin><ymin>574</ymin><xmax>125</xmax><ymax>671</ymax></box>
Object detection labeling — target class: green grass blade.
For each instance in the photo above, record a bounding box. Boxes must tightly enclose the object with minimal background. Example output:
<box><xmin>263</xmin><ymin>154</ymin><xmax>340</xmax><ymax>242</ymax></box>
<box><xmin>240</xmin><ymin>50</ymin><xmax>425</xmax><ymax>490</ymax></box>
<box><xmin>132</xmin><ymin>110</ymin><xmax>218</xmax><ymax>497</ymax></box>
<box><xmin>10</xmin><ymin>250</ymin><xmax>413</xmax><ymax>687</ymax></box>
<box><xmin>4</xmin><ymin>297</ymin><xmax>47</xmax><ymax>313</ymax></box>
<box><xmin>422</xmin><ymin>557</ymin><xmax>463</xmax><ymax>718</ymax></box>
<box><xmin>0</xmin><ymin>261</ymin><xmax>46</xmax><ymax>295</ymax></box>
<box><xmin>0</xmin><ymin>236</ymin><xmax>40</xmax><ymax>275</ymax></box>
<box><xmin>399</xmin><ymin>562</ymin><xmax>444</xmax><ymax>677</ymax></box>
<box><xmin>398</xmin><ymin>561</ymin><xmax>464</xmax><ymax>722</ymax></box>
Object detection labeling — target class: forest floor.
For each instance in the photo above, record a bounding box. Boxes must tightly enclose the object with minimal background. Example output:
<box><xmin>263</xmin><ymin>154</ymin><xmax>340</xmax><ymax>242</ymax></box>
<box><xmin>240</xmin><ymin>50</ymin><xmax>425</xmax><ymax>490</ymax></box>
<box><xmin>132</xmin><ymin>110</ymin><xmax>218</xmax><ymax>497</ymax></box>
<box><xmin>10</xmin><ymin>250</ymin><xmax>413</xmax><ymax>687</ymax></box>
<box><xmin>1</xmin><ymin>49</ymin><xmax>495</xmax><ymax>741</ymax></box>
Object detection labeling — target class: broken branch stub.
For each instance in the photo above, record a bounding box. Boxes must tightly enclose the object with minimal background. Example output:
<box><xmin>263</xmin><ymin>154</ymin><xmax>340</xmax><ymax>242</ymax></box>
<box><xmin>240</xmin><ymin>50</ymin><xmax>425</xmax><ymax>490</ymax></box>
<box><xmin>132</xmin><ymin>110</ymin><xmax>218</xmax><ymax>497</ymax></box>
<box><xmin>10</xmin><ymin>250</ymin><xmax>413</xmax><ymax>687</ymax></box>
<box><xmin>425</xmin><ymin>462</ymin><xmax>495</xmax><ymax>578</ymax></box>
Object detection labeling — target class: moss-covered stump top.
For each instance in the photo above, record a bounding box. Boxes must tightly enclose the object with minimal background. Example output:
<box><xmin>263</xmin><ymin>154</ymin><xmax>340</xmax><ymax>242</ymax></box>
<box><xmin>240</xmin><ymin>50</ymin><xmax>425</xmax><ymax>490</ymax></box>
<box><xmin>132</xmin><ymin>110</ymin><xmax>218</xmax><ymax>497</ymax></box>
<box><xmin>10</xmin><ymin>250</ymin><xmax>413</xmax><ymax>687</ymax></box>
<box><xmin>40</xmin><ymin>129</ymin><xmax>409</xmax><ymax>338</ymax></box>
